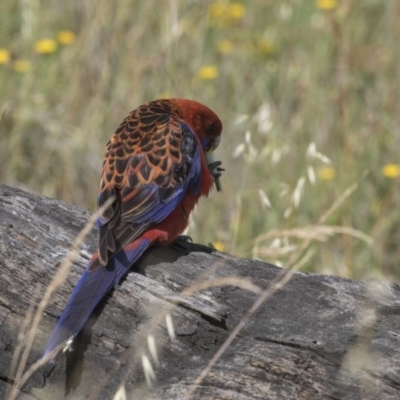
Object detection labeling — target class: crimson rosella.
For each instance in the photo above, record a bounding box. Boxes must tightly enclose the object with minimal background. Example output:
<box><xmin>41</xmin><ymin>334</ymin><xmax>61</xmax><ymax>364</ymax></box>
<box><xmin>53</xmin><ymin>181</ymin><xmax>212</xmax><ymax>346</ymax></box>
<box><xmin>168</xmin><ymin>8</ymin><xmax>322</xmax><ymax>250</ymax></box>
<box><xmin>42</xmin><ymin>99</ymin><xmax>223</xmax><ymax>360</ymax></box>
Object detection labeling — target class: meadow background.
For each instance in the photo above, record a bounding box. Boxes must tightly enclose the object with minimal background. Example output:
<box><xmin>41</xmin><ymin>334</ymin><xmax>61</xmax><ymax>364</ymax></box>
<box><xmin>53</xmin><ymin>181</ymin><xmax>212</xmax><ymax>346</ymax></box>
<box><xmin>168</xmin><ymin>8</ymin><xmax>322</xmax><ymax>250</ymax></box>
<box><xmin>1</xmin><ymin>0</ymin><xmax>399</xmax><ymax>280</ymax></box>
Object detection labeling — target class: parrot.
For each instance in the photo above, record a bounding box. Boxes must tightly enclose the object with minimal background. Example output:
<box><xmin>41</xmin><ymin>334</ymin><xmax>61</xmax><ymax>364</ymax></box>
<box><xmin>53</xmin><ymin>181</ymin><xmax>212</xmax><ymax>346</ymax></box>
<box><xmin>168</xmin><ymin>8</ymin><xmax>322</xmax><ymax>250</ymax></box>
<box><xmin>41</xmin><ymin>98</ymin><xmax>223</xmax><ymax>360</ymax></box>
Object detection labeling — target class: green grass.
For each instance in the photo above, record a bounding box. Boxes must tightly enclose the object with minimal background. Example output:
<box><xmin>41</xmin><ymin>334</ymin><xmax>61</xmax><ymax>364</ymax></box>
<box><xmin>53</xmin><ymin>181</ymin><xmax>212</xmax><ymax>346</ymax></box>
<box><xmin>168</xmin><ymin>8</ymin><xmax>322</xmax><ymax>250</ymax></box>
<box><xmin>1</xmin><ymin>0</ymin><xmax>399</xmax><ymax>280</ymax></box>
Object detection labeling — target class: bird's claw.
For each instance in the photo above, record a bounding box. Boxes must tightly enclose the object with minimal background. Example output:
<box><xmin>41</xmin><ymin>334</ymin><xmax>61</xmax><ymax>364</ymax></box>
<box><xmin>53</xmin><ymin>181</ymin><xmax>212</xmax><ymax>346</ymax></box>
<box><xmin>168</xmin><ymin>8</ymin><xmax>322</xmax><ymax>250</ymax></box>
<box><xmin>176</xmin><ymin>235</ymin><xmax>193</xmax><ymax>243</ymax></box>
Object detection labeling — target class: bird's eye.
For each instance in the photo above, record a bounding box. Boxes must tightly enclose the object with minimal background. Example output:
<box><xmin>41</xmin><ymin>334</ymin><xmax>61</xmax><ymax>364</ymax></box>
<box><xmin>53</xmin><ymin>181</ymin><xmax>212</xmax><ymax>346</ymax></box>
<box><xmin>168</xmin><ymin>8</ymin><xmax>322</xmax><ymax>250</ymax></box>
<box><xmin>208</xmin><ymin>123</ymin><xmax>218</xmax><ymax>136</ymax></box>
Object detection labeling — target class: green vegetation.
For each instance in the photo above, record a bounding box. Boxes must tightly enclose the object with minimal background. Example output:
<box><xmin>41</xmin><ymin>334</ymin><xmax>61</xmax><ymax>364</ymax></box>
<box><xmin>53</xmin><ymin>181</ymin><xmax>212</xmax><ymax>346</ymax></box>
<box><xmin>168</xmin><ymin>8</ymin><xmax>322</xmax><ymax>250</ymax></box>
<box><xmin>1</xmin><ymin>0</ymin><xmax>399</xmax><ymax>279</ymax></box>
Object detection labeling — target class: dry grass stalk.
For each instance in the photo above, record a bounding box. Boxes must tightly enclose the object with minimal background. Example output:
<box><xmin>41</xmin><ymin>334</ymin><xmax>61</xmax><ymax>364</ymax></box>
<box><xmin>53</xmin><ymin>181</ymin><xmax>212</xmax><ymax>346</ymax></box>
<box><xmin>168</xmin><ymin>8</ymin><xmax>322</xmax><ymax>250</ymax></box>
<box><xmin>91</xmin><ymin>261</ymin><xmax>262</xmax><ymax>399</ymax></box>
<box><xmin>338</xmin><ymin>280</ymin><xmax>393</xmax><ymax>399</ymax></box>
<box><xmin>7</xmin><ymin>197</ymin><xmax>115</xmax><ymax>400</ymax></box>
<box><xmin>184</xmin><ymin>178</ymin><xmax>362</xmax><ymax>398</ymax></box>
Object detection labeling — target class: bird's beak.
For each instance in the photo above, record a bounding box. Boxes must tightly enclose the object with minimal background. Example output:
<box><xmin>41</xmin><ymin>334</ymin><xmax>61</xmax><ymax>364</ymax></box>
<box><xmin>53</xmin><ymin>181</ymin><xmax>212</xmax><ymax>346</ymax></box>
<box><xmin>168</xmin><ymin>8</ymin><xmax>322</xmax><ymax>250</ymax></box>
<box><xmin>206</xmin><ymin>148</ymin><xmax>222</xmax><ymax>192</ymax></box>
<box><xmin>212</xmin><ymin>135</ymin><xmax>221</xmax><ymax>151</ymax></box>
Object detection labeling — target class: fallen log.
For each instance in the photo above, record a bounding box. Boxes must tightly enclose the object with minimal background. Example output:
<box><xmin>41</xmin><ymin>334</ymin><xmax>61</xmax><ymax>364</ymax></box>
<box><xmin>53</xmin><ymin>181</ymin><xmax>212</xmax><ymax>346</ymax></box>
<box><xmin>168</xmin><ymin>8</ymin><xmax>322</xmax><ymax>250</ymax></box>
<box><xmin>1</xmin><ymin>183</ymin><xmax>399</xmax><ymax>399</ymax></box>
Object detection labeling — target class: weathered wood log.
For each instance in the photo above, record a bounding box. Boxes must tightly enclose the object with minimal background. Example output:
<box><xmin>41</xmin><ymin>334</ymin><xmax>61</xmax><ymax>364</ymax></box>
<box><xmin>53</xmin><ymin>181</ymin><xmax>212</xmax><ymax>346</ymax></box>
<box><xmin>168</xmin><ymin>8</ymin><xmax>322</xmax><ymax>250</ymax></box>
<box><xmin>1</xmin><ymin>183</ymin><xmax>400</xmax><ymax>399</ymax></box>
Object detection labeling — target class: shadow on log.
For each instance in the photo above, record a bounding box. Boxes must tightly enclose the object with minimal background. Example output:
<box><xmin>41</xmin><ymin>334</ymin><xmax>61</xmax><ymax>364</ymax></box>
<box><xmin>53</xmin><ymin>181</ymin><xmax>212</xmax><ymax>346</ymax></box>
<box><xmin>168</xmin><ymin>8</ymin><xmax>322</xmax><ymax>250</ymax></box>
<box><xmin>1</xmin><ymin>183</ymin><xmax>400</xmax><ymax>399</ymax></box>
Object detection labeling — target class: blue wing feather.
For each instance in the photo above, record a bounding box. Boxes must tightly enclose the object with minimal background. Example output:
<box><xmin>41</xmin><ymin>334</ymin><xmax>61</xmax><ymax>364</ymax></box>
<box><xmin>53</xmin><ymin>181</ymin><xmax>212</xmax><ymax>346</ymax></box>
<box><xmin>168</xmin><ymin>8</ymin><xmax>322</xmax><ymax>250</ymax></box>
<box><xmin>41</xmin><ymin>121</ymin><xmax>202</xmax><ymax>360</ymax></box>
<box><xmin>41</xmin><ymin>239</ymin><xmax>151</xmax><ymax>360</ymax></box>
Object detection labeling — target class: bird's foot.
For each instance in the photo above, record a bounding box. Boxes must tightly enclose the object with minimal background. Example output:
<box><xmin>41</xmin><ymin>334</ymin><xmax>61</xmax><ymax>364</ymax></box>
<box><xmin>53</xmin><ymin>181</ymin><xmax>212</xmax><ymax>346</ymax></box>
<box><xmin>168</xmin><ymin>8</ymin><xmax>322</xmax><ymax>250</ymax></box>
<box><xmin>175</xmin><ymin>235</ymin><xmax>193</xmax><ymax>243</ymax></box>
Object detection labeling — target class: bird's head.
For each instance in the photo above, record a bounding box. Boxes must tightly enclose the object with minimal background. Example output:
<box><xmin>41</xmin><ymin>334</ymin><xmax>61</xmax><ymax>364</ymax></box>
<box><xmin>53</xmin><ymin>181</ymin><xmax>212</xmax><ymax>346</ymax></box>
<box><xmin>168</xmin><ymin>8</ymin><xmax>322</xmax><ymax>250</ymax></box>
<box><xmin>171</xmin><ymin>99</ymin><xmax>222</xmax><ymax>150</ymax></box>
<box><xmin>170</xmin><ymin>98</ymin><xmax>223</xmax><ymax>190</ymax></box>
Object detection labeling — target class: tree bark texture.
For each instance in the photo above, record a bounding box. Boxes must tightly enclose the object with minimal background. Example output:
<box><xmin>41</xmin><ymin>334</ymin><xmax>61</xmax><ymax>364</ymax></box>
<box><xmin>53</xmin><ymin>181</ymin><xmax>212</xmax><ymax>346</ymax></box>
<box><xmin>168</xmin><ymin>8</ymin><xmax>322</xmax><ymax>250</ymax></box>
<box><xmin>1</xmin><ymin>183</ymin><xmax>400</xmax><ymax>399</ymax></box>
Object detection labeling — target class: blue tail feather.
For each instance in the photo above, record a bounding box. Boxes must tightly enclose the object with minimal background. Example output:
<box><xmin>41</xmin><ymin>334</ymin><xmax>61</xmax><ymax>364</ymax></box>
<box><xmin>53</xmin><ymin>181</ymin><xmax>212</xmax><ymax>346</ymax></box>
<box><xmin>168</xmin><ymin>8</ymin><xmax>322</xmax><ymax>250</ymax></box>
<box><xmin>41</xmin><ymin>239</ymin><xmax>150</xmax><ymax>360</ymax></box>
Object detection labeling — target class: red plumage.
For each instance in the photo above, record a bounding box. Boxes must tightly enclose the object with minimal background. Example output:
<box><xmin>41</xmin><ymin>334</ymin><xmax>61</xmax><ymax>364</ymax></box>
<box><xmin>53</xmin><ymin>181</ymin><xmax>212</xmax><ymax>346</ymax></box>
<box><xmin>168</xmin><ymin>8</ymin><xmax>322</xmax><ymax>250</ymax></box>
<box><xmin>92</xmin><ymin>98</ymin><xmax>223</xmax><ymax>268</ymax></box>
<box><xmin>41</xmin><ymin>98</ymin><xmax>223</xmax><ymax>360</ymax></box>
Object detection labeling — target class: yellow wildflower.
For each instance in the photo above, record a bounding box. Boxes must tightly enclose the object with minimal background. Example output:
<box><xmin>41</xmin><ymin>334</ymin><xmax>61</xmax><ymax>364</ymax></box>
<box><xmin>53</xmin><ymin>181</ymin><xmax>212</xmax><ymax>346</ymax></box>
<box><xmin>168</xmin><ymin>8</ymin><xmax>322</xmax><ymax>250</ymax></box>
<box><xmin>258</xmin><ymin>39</ymin><xmax>276</xmax><ymax>55</ymax></box>
<box><xmin>213</xmin><ymin>241</ymin><xmax>226</xmax><ymax>252</ymax></box>
<box><xmin>13</xmin><ymin>60</ymin><xmax>31</xmax><ymax>73</ymax></box>
<box><xmin>228</xmin><ymin>3</ymin><xmax>246</xmax><ymax>19</ymax></box>
<box><xmin>0</xmin><ymin>49</ymin><xmax>10</xmax><ymax>64</ymax></box>
<box><xmin>382</xmin><ymin>164</ymin><xmax>400</xmax><ymax>179</ymax></box>
<box><xmin>57</xmin><ymin>30</ymin><xmax>76</xmax><ymax>45</ymax></box>
<box><xmin>217</xmin><ymin>40</ymin><xmax>233</xmax><ymax>54</ymax></box>
<box><xmin>317</xmin><ymin>167</ymin><xmax>336</xmax><ymax>180</ymax></box>
<box><xmin>34</xmin><ymin>38</ymin><xmax>57</xmax><ymax>54</ymax></box>
<box><xmin>198</xmin><ymin>65</ymin><xmax>219</xmax><ymax>80</ymax></box>
<box><xmin>316</xmin><ymin>0</ymin><xmax>337</xmax><ymax>10</ymax></box>
<box><xmin>208</xmin><ymin>2</ymin><xmax>245</xmax><ymax>26</ymax></box>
